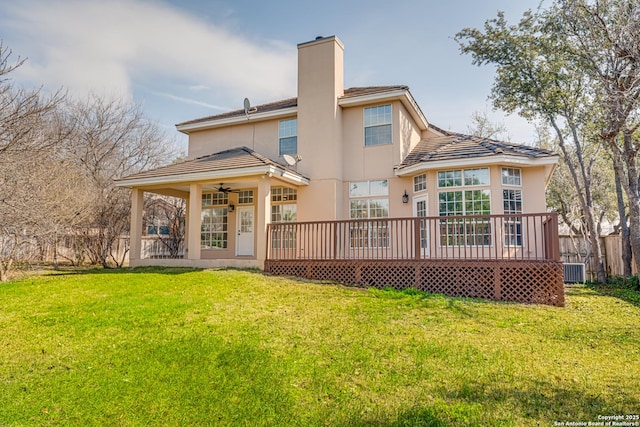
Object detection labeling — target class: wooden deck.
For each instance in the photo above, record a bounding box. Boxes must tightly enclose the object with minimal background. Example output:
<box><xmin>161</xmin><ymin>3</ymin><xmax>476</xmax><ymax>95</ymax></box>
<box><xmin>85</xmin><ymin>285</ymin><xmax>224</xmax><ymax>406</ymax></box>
<box><xmin>265</xmin><ymin>213</ymin><xmax>564</xmax><ymax>306</ymax></box>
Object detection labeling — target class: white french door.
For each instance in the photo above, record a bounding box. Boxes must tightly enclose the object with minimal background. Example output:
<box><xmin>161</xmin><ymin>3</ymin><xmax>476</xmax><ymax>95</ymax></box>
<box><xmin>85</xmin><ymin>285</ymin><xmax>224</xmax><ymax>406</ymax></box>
<box><xmin>236</xmin><ymin>206</ymin><xmax>254</xmax><ymax>256</ymax></box>
<box><xmin>413</xmin><ymin>195</ymin><xmax>429</xmax><ymax>257</ymax></box>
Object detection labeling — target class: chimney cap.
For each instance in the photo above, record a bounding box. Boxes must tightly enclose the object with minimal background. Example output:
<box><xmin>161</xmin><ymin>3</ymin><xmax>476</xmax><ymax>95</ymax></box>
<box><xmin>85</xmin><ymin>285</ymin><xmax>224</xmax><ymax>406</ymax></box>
<box><xmin>297</xmin><ymin>35</ymin><xmax>343</xmax><ymax>49</ymax></box>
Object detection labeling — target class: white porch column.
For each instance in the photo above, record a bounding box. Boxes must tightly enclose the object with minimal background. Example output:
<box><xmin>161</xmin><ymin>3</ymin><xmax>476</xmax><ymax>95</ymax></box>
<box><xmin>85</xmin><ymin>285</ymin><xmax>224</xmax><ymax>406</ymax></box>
<box><xmin>129</xmin><ymin>188</ymin><xmax>144</xmax><ymax>263</ymax></box>
<box><xmin>187</xmin><ymin>183</ymin><xmax>202</xmax><ymax>260</ymax></box>
<box><xmin>256</xmin><ymin>177</ymin><xmax>272</xmax><ymax>267</ymax></box>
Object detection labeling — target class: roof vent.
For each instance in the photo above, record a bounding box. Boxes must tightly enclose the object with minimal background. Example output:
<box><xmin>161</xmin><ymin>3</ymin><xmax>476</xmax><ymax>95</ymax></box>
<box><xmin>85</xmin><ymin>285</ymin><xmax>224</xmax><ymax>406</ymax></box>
<box><xmin>315</xmin><ymin>35</ymin><xmax>324</xmax><ymax>40</ymax></box>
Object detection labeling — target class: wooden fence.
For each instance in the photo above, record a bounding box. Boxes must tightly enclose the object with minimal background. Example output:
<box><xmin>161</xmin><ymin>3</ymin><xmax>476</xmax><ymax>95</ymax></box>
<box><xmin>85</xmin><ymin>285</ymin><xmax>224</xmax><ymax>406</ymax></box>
<box><xmin>559</xmin><ymin>234</ymin><xmax>636</xmax><ymax>280</ymax></box>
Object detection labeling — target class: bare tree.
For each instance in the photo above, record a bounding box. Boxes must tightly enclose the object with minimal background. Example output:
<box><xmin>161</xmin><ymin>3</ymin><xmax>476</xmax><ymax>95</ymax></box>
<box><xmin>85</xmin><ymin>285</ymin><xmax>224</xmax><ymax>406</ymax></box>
<box><xmin>0</xmin><ymin>42</ymin><xmax>69</xmax><ymax>281</ymax></box>
<box><xmin>62</xmin><ymin>94</ymin><xmax>179</xmax><ymax>268</ymax></box>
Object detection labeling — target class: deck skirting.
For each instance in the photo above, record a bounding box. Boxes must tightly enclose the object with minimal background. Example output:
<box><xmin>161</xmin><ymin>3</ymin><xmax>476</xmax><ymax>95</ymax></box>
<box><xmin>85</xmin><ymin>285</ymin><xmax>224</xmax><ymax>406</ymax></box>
<box><xmin>264</xmin><ymin>259</ymin><xmax>565</xmax><ymax>306</ymax></box>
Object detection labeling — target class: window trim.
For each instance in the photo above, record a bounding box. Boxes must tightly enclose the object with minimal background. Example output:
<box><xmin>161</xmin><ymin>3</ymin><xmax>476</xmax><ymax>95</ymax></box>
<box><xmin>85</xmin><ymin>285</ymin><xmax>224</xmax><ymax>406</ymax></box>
<box><xmin>363</xmin><ymin>104</ymin><xmax>392</xmax><ymax>147</ymax></box>
<box><xmin>349</xmin><ymin>180</ymin><xmax>390</xmax><ymax>248</ymax></box>
<box><xmin>200</xmin><ymin>206</ymin><xmax>228</xmax><ymax>250</ymax></box>
<box><xmin>413</xmin><ymin>174</ymin><xmax>427</xmax><ymax>193</ymax></box>
<box><xmin>278</xmin><ymin>118</ymin><xmax>297</xmax><ymax>156</ymax></box>
<box><xmin>503</xmin><ymin>188</ymin><xmax>524</xmax><ymax>247</ymax></box>
<box><xmin>437</xmin><ymin>168</ymin><xmax>490</xmax><ymax>189</ymax></box>
<box><xmin>438</xmin><ymin>189</ymin><xmax>492</xmax><ymax>247</ymax></box>
<box><xmin>501</xmin><ymin>167</ymin><xmax>522</xmax><ymax>186</ymax></box>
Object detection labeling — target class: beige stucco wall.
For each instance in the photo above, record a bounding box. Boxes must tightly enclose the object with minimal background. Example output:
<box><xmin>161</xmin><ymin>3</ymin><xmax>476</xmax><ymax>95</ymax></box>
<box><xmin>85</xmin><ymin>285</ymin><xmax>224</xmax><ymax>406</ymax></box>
<box><xmin>296</xmin><ymin>36</ymin><xmax>344</xmax><ymax>182</ymax></box>
<box><xmin>520</xmin><ymin>166</ymin><xmax>548</xmax><ymax>213</ymax></box>
<box><xmin>187</xmin><ymin>118</ymin><xmax>288</xmax><ymax>160</ymax></box>
<box><xmin>297</xmin><ymin>179</ymin><xmax>341</xmax><ymax>221</ymax></box>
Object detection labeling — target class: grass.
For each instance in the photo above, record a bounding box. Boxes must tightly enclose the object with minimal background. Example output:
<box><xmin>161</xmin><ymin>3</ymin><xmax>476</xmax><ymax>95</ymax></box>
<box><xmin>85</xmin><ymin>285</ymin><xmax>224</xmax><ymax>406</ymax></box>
<box><xmin>0</xmin><ymin>267</ymin><xmax>639</xmax><ymax>426</ymax></box>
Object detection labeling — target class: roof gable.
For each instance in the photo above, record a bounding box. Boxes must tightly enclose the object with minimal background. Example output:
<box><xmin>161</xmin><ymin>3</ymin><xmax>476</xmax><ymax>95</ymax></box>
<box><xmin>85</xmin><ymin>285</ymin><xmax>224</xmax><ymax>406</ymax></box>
<box><xmin>115</xmin><ymin>146</ymin><xmax>308</xmax><ymax>187</ymax></box>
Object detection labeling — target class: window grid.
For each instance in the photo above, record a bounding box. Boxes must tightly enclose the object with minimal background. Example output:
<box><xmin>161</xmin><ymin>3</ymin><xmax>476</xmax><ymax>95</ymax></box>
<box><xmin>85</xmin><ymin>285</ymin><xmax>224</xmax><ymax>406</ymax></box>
<box><xmin>503</xmin><ymin>189</ymin><xmax>523</xmax><ymax>247</ymax></box>
<box><xmin>349</xmin><ymin>199</ymin><xmax>389</xmax><ymax>248</ymax></box>
<box><xmin>279</xmin><ymin>119</ymin><xmax>297</xmax><ymax>155</ymax></box>
<box><xmin>416</xmin><ymin>199</ymin><xmax>428</xmax><ymax>249</ymax></box>
<box><xmin>272</xmin><ymin>187</ymin><xmax>297</xmax><ymax>203</ymax></box>
<box><xmin>238</xmin><ymin>190</ymin><xmax>254</xmax><ymax>205</ymax></box>
<box><xmin>270</xmin><ymin>187</ymin><xmax>298</xmax><ymax>249</ymax></box>
<box><xmin>364</xmin><ymin>105</ymin><xmax>392</xmax><ymax>146</ymax></box>
<box><xmin>201</xmin><ymin>208</ymin><xmax>228</xmax><ymax>249</ymax></box>
<box><xmin>414</xmin><ymin>174</ymin><xmax>427</xmax><ymax>192</ymax></box>
<box><xmin>202</xmin><ymin>192</ymin><xmax>228</xmax><ymax>207</ymax></box>
<box><xmin>437</xmin><ymin>170</ymin><xmax>462</xmax><ymax>188</ymax></box>
<box><xmin>437</xmin><ymin>168</ymin><xmax>490</xmax><ymax>188</ymax></box>
<box><xmin>438</xmin><ymin>189</ymin><xmax>491</xmax><ymax>246</ymax></box>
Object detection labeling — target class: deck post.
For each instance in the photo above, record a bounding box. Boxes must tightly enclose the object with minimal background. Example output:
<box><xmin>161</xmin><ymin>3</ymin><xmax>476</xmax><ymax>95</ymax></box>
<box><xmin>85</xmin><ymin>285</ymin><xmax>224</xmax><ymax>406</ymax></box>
<box><xmin>414</xmin><ymin>218</ymin><xmax>421</xmax><ymax>260</ymax></box>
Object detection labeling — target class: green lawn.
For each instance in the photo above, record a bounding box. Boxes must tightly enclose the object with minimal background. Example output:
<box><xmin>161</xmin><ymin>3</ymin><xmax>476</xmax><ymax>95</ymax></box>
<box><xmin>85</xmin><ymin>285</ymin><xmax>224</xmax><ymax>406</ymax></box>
<box><xmin>0</xmin><ymin>268</ymin><xmax>638</xmax><ymax>426</ymax></box>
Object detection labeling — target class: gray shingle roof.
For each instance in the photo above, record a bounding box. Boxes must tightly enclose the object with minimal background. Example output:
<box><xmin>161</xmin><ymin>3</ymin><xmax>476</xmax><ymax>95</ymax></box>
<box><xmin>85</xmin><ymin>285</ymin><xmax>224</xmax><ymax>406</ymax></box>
<box><xmin>399</xmin><ymin>133</ymin><xmax>557</xmax><ymax>168</ymax></box>
<box><xmin>116</xmin><ymin>146</ymin><xmax>306</xmax><ymax>183</ymax></box>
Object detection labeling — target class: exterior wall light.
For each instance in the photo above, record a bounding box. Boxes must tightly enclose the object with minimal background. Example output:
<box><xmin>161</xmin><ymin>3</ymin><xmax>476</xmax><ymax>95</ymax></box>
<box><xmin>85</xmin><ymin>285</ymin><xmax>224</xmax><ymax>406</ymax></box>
<box><xmin>402</xmin><ymin>190</ymin><xmax>409</xmax><ymax>204</ymax></box>
<box><xmin>228</xmin><ymin>203</ymin><xmax>235</xmax><ymax>212</ymax></box>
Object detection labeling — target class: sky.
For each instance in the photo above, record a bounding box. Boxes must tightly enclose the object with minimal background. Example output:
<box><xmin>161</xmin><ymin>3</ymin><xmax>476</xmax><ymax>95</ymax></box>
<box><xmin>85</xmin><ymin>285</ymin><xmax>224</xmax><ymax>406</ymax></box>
<box><xmin>0</xmin><ymin>0</ymin><xmax>546</xmax><ymax>151</ymax></box>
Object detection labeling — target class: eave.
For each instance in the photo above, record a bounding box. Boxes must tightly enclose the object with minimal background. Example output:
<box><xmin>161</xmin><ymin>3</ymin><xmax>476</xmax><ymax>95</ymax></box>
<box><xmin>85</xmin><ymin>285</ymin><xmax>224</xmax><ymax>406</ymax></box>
<box><xmin>338</xmin><ymin>89</ymin><xmax>429</xmax><ymax>131</ymax></box>
<box><xmin>395</xmin><ymin>154</ymin><xmax>560</xmax><ymax>177</ymax></box>
<box><xmin>115</xmin><ymin>164</ymin><xmax>310</xmax><ymax>189</ymax></box>
<box><xmin>176</xmin><ymin>107</ymin><xmax>298</xmax><ymax>134</ymax></box>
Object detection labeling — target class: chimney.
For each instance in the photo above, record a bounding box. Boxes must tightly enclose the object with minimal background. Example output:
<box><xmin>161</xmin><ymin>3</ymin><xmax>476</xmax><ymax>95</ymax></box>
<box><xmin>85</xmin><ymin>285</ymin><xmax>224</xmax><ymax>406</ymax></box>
<box><xmin>296</xmin><ymin>35</ymin><xmax>344</xmax><ymax>182</ymax></box>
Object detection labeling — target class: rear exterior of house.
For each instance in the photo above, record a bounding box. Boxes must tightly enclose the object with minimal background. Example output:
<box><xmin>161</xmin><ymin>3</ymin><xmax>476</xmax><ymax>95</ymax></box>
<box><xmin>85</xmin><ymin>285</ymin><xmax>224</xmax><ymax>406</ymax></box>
<box><xmin>117</xmin><ymin>36</ymin><xmax>563</xmax><ymax>305</ymax></box>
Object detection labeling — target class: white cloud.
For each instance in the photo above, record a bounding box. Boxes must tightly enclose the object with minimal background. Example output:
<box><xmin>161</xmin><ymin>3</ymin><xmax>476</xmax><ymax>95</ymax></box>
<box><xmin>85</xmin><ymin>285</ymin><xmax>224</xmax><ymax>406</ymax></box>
<box><xmin>153</xmin><ymin>92</ymin><xmax>230</xmax><ymax>111</ymax></box>
<box><xmin>1</xmin><ymin>0</ymin><xmax>297</xmax><ymax>102</ymax></box>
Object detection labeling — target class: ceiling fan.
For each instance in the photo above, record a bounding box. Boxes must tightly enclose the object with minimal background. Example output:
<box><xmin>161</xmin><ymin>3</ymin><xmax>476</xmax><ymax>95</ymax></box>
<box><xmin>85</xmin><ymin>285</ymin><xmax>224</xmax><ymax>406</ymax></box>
<box><xmin>216</xmin><ymin>183</ymin><xmax>240</xmax><ymax>193</ymax></box>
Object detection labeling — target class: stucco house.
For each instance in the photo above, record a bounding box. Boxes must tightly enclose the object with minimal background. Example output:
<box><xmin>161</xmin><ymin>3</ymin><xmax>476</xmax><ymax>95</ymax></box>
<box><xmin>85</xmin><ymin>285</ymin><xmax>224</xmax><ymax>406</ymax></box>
<box><xmin>116</xmin><ymin>36</ymin><xmax>564</xmax><ymax>305</ymax></box>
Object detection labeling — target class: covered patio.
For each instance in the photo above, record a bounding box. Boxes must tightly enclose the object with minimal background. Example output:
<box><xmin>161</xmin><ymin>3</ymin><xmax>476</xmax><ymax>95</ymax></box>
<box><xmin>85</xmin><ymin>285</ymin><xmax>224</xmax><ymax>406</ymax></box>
<box><xmin>116</xmin><ymin>147</ymin><xmax>309</xmax><ymax>269</ymax></box>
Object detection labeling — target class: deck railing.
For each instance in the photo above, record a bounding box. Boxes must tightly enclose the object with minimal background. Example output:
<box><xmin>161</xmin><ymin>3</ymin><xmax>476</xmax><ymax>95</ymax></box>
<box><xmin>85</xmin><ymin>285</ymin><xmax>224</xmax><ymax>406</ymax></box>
<box><xmin>266</xmin><ymin>212</ymin><xmax>559</xmax><ymax>262</ymax></box>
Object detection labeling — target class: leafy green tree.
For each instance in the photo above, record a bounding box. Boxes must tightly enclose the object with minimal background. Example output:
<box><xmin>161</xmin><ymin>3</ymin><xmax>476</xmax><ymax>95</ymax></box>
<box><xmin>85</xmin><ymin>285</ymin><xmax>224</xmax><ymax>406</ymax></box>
<box><xmin>455</xmin><ymin>8</ymin><xmax>610</xmax><ymax>282</ymax></box>
<box><xmin>557</xmin><ymin>0</ymin><xmax>640</xmax><ymax>276</ymax></box>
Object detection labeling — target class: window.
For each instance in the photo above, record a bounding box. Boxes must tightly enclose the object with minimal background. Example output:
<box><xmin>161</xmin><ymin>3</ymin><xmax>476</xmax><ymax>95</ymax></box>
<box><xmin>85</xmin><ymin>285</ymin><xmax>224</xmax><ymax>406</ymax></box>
<box><xmin>201</xmin><ymin>193</ymin><xmax>229</xmax><ymax>249</ymax></box>
<box><xmin>438</xmin><ymin>168</ymin><xmax>489</xmax><ymax>188</ymax></box>
<box><xmin>279</xmin><ymin>119</ymin><xmax>297</xmax><ymax>155</ymax></box>
<box><xmin>201</xmin><ymin>208</ymin><xmax>228</xmax><ymax>249</ymax></box>
<box><xmin>414</xmin><ymin>174</ymin><xmax>427</xmax><ymax>192</ymax></box>
<box><xmin>271</xmin><ymin>187</ymin><xmax>297</xmax><ymax>222</ymax></box>
<box><xmin>464</xmin><ymin>168</ymin><xmax>490</xmax><ymax>186</ymax></box>
<box><xmin>349</xmin><ymin>180</ymin><xmax>389</xmax><ymax>248</ymax></box>
<box><xmin>271</xmin><ymin>187</ymin><xmax>297</xmax><ymax>249</ymax></box>
<box><xmin>438</xmin><ymin>168</ymin><xmax>491</xmax><ymax>247</ymax></box>
<box><xmin>364</xmin><ymin>104</ymin><xmax>392</xmax><ymax>146</ymax></box>
<box><xmin>503</xmin><ymin>189</ymin><xmax>523</xmax><ymax>246</ymax></box>
<box><xmin>502</xmin><ymin>167</ymin><xmax>521</xmax><ymax>186</ymax></box>
<box><xmin>416</xmin><ymin>198</ymin><xmax>428</xmax><ymax>250</ymax></box>
<box><xmin>202</xmin><ymin>192</ymin><xmax>228</xmax><ymax>207</ymax></box>
<box><xmin>147</xmin><ymin>221</ymin><xmax>169</xmax><ymax>236</ymax></box>
<box><xmin>238</xmin><ymin>190</ymin><xmax>254</xmax><ymax>205</ymax></box>
<box><xmin>349</xmin><ymin>180</ymin><xmax>389</xmax><ymax>198</ymax></box>
<box><xmin>272</xmin><ymin>187</ymin><xmax>297</xmax><ymax>203</ymax></box>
